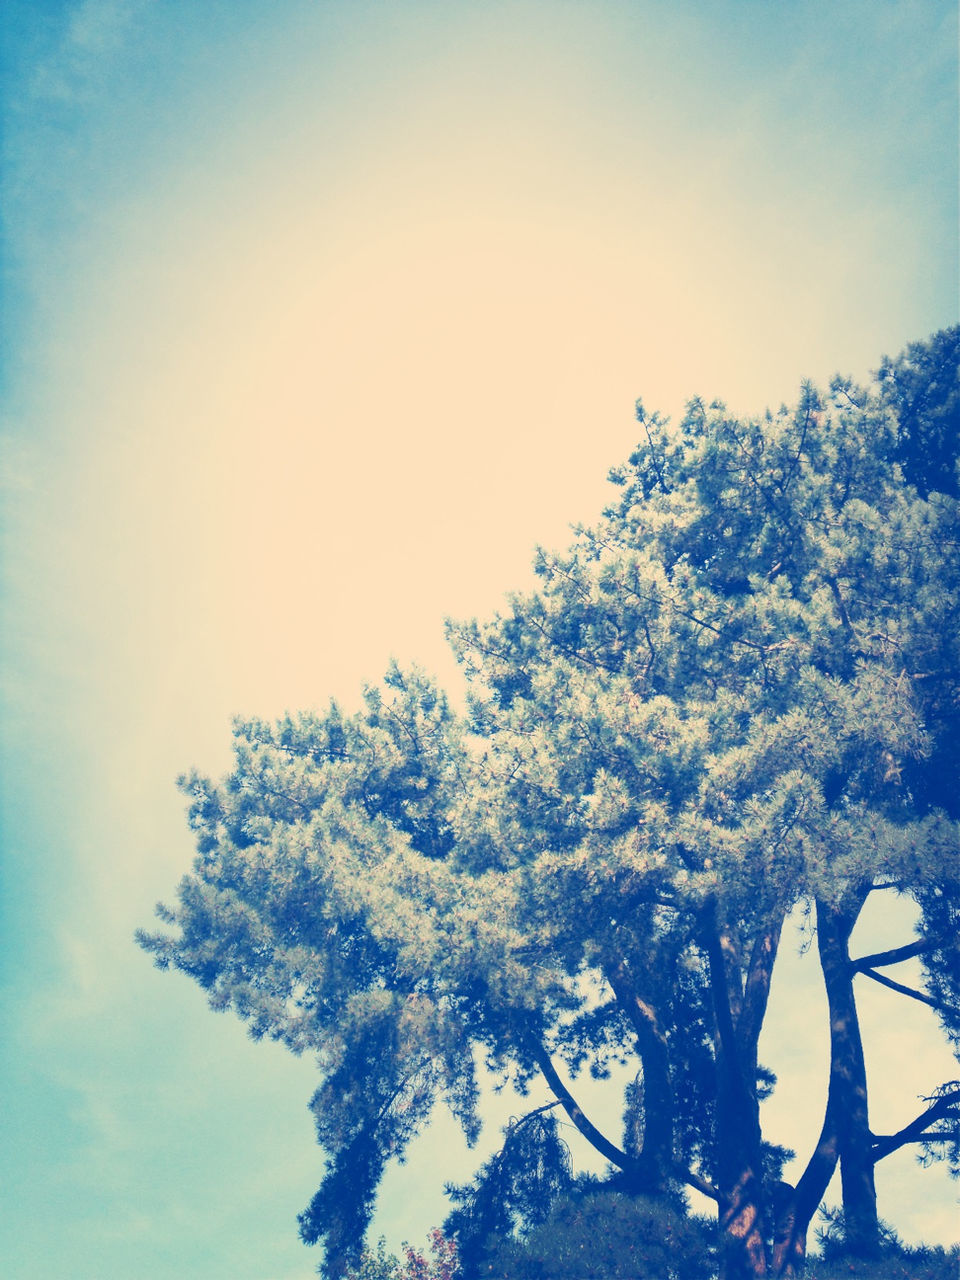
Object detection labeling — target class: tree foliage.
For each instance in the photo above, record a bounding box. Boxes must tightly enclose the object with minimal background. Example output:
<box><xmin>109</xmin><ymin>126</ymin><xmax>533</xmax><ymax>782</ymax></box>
<box><xmin>139</xmin><ymin>329</ymin><xmax>960</xmax><ymax>1278</ymax></box>
<box><xmin>485</xmin><ymin>1189</ymin><xmax>715</xmax><ymax>1280</ymax></box>
<box><xmin>877</xmin><ymin>326</ymin><xmax>960</xmax><ymax>500</ymax></box>
<box><xmin>344</xmin><ymin>1230</ymin><xmax>459</xmax><ymax>1280</ymax></box>
<box><xmin>443</xmin><ymin>1104</ymin><xmax>575</xmax><ymax>1279</ymax></box>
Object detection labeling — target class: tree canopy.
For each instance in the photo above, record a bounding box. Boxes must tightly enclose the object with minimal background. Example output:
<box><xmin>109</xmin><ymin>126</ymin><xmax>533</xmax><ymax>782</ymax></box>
<box><xmin>139</xmin><ymin>328</ymin><xmax>960</xmax><ymax>1279</ymax></box>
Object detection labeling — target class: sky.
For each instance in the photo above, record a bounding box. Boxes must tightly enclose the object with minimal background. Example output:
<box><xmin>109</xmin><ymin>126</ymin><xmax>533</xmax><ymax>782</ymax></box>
<box><xmin>0</xmin><ymin>1</ymin><xmax>957</xmax><ymax>1276</ymax></box>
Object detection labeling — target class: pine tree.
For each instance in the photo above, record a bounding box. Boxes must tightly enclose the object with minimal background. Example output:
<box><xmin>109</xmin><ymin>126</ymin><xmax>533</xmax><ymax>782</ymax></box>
<box><xmin>139</xmin><ymin>330</ymin><xmax>960</xmax><ymax>1278</ymax></box>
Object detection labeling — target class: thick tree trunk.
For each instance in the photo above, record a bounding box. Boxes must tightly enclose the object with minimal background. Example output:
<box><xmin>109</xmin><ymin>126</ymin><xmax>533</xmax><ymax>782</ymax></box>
<box><xmin>768</xmin><ymin>894</ymin><xmax>885</xmax><ymax>1275</ymax></box>
<box><xmin>815</xmin><ymin>896</ymin><xmax>879</xmax><ymax>1259</ymax></box>
<box><xmin>771</xmin><ymin>1181</ymin><xmax>805</xmax><ymax>1278</ymax></box>
<box><xmin>770</xmin><ymin>1105</ymin><xmax>839</xmax><ymax>1276</ymax></box>
<box><xmin>706</xmin><ymin>922</ymin><xmax>770</xmax><ymax>1279</ymax></box>
<box><xmin>715</xmin><ymin>1088</ymin><xmax>768</xmax><ymax>1279</ymax></box>
<box><xmin>606</xmin><ymin>961</ymin><xmax>676</xmax><ymax>1192</ymax></box>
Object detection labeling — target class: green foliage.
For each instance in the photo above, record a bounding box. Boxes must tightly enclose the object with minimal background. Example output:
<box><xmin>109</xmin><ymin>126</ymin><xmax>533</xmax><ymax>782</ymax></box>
<box><xmin>483</xmin><ymin>1190</ymin><xmax>715</xmax><ymax>1280</ymax></box>
<box><xmin>870</xmin><ymin>327</ymin><xmax>960</xmax><ymax>844</ymax></box>
<box><xmin>139</xmin><ymin>330</ymin><xmax>960</xmax><ymax>1276</ymax></box>
<box><xmin>876</xmin><ymin>324</ymin><xmax>960</xmax><ymax>499</ymax></box>
<box><xmin>808</xmin><ymin>1207</ymin><xmax>960</xmax><ymax>1279</ymax></box>
<box><xmin>344</xmin><ymin>1236</ymin><xmax>403</xmax><ymax>1280</ymax></box>
<box><xmin>139</xmin><ymin>665</ymin><xmax>483</xmax><ymax>1276</ymax></box>
<box><xmin>444</xmin><ymin>1105</ymin><xmax>575</xmax><ymax>1279</ymax></box>
<box><xmin>806</xmin><ymin>1256</ymin><xmax>959</xmax><ymax>1280</ymax></box>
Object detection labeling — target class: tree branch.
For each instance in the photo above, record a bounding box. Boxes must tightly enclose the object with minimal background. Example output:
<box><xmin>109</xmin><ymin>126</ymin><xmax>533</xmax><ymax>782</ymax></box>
<box><xmin>530</xmin><ymin>1023</ymin><xmax>719</xmax><ymax>1205</ymax></box>
<box><xmin>740</xmin><ymin>916</ymin><xmax>785</xmax><ymax>1048</ymax></box>
<box><xmin>703</xmin><ymin>910</ymin><xmax>745</xmax><ymax>1064</ymax></box>
<box><xmin>826</xmin><ymin>574</ymin><xmax>855</xmax><ymax>638</ymax></box>
<box><xmin>495</xmin><ymin>1101</ymin><xmax>563</xmax><ymax>1158</ymax></box>
<box><xmin>527</xmin><ymin>1039</ymin><xmax>637</xmax><ymax>1175</ymax></box>
<box><xmin>871</xmin><ymin>1087</ymin><xmax>960</xmax><ymax>1162</ymax></box>
<box><xmin>850</xmin><ymin>940</ymin><xmax>932</xmax><ymax>972</ymax></box>
<box><xmin>879</xmin><ymin>1132</ymin><xmax>960</xmax><ymax>1146</ymax></box>
<box><xmin>675</xmin><ymin>1165</ymin><xmax>723</xmax><ymax>1204</ymax></box>
<box><xmin>857</xmin><ymin>966</ymin><xmax>959</xmax><ymax>1018</ymax></box>
<box><xmin>605</xmin><ymin>961</ymin><xmax>675</xmax><ymax>1176</ymax></box>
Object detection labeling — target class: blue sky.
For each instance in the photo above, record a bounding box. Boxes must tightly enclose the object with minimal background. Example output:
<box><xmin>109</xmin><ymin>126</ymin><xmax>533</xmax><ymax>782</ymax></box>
<box><xmin>1</xmin><ymin>2</ymin><xmax>957</xmax><ymax>1277</ymax></box>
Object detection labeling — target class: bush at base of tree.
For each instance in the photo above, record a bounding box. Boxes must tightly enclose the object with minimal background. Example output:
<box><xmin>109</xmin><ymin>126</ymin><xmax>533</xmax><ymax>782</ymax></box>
<box><xmin>481</xmin><ymin>1190</ymin><xmax>715</xmax><ymax>1280</ymax></box>
<box><xmin>807</xmin><ymin>1209</ymin><xmax>959</xmax><ymax>1280</ymax></box>
<box><xmin>805</xmin><ymin>1254</ymin><xmax>959</xmax><ymax>1280</ymax></box>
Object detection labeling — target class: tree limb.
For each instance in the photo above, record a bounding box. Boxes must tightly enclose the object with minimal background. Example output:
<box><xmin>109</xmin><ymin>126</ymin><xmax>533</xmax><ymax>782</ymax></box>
<box><xmin>871</xmin><ymin>1087</ymin><xmax>960</xmax><ymax>1162</ymax></box>
<box><xmin>857</xmin><ymin>966</ymin><xmax>959</xmax><ymax>1017</ymax></box>
<box><xmin>740</xmin><ymin>915</ymin><xmax>785</xmax><ymax>1048</ymax></box>
<box><xmin>849</xmin><ymin>939</ymin><xmax>932</xmax><ymax>972</ymax></box>
<box><xmin>675</xmin><ymin>1164</ymin><xmax>723</xmax><ymax>1204</ymax></box>
<box><xmin>826</xmin><ymin>574</ymin><xmax>855</xmax><ymax>638</ymax></box>
<box><xmin>879</xmin><ymin>1132</ymin><xmax>960</xmax><ymax>1146</ymax></box>
<box><xmin>530</xmin><ymin>1024</ymin><xmax>720</xmax><ymax>1205</ymax></box>
<box><xmin>527</xmin><ymin>1039</ymin><xmax>637</xmax><ymax>1175</ymax></box>
<box><xmin>493</xmin><ymin>1101</ymin><xmax>563</xmax><ymax>1161</ymax></box>
<box><xmin>605</xmin><ymin>961</ymin><xmax>675</xmax><ymax>1176</ymax></box>
<box><xmin>705</xmin><ymin>917</ymin><xmax>745</xmax><ymax>1043</ymax></box>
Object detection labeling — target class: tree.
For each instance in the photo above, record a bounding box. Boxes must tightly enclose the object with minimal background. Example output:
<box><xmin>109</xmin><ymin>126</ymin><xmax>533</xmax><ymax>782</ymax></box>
<box><xmin>138</xmin><ymin>330</ymin><xmax>960</xmax><ymax>1279</ymax></box>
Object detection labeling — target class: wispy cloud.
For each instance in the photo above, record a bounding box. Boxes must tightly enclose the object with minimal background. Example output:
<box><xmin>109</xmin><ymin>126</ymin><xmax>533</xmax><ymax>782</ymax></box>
<box><xmin>27</xmin><ymin>0</ymin><xmax>149</xmax><ymax>106</ymax></box>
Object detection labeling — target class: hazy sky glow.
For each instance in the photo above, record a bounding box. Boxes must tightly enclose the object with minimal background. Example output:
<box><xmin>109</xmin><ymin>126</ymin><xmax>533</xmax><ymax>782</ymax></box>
<box><xmin>1</xmin><ymin>2</ymin><xmax>957</xmax><ymax>1277</ymax></box>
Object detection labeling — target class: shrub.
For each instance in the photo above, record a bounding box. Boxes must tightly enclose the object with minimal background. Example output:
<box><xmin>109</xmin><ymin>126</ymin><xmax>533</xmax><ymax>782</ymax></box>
<box><xmin>805</xmin><ymin>1252</ymin><xmax>959</xmax><ymax>1280</ymax></box>
<box><xmin>480</xmin><ymin>1190</ymin><xmax>715</xmax><ymax>1280</ymax></box>
<box><xmin>344</xmin><ymin>1230</ymin><xmax>459</xmax><ymax>1280</ymax></box>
